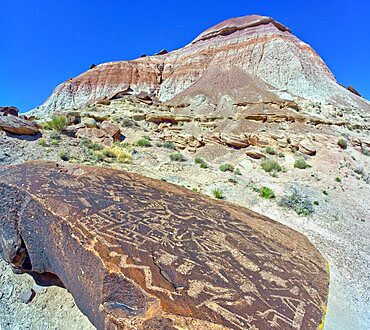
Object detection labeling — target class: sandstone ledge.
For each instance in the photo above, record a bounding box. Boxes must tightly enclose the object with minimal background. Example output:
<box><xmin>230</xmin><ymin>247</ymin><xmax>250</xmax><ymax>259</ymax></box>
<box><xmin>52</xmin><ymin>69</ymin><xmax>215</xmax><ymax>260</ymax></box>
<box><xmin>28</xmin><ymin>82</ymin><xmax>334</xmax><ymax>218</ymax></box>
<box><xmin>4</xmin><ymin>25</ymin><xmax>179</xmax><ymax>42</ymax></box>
<box><xmin>0</xmin><ymin>161</ymin><xmax>328</xmax><ymax>329</ymax></box>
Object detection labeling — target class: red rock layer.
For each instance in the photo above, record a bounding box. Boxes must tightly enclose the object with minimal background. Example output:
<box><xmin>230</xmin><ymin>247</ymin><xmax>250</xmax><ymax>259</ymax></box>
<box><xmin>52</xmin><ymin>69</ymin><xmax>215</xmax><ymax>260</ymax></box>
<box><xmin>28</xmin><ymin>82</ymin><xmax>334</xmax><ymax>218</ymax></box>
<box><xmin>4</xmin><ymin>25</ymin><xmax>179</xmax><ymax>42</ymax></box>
<box><xmin>31</xmin><ymin>15</ymin><xmax>370</xmax><ymax>116</ymax></box>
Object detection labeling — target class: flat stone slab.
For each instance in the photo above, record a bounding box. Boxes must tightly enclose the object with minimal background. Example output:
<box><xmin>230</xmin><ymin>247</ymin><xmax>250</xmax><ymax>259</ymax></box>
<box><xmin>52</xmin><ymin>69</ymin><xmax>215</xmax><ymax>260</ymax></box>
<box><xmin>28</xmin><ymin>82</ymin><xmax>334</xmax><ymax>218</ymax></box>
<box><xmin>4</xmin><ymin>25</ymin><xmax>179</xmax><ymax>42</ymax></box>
<box><xmin>0</xmin><ymin>161</ymin><xmax>328</xmax><ymax>329</ymax></box>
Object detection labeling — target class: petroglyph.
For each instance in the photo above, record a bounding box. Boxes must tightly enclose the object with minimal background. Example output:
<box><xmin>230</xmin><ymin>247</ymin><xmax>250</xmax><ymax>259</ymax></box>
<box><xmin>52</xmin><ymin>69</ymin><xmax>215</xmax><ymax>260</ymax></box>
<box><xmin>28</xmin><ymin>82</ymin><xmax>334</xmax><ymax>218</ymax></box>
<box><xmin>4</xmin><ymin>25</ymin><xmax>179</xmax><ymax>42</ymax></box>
<box><xmin>0</xmin><ymin>161</ymin><xmax>328</xmax><ymax>329</ymax></box>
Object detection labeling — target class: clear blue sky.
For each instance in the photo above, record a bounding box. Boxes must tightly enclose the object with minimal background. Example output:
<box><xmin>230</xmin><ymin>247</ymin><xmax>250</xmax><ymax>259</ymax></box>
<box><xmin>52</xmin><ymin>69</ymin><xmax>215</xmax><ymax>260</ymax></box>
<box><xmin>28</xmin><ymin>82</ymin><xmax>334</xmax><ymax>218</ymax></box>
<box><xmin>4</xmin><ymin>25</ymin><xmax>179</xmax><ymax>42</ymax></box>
<box><xmin>1</xmin><ymin>0</ymin><xmax>369</xmax><ymax>112</ymax></box>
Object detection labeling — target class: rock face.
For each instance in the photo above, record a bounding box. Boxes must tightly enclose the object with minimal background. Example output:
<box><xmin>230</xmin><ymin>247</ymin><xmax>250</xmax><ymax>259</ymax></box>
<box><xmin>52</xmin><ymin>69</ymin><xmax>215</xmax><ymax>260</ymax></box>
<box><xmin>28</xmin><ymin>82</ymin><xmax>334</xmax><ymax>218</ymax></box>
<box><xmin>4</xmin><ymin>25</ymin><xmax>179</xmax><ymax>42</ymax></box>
<box><xmin>0</xmin><ymin>161</ymin><xmax>328</xmax><ymax>330</ymax></box>
<box><xmin>30</xmin><ymin>14</ymin><xmax>370</xmax><ymax>117</ymax></box>
<box><xmin>0</xmin><ymin>106</ymin><xmax>19</xmax><ymax>117</ymax></box>
<box><xmin>0</xmin><ymin>115</ymin><xmax>39</xmax><ymax>135</ymax></box>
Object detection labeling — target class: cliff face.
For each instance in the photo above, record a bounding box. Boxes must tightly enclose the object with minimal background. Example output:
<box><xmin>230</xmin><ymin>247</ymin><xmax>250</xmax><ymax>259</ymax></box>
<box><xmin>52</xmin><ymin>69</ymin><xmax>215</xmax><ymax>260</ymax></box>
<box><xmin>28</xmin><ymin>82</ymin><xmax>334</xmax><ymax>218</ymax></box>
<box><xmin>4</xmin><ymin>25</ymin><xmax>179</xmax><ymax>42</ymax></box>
<box><xmin>30</xmin><ymin>15</ymin><xmax>369</xmax><ymax>116</ymax></box>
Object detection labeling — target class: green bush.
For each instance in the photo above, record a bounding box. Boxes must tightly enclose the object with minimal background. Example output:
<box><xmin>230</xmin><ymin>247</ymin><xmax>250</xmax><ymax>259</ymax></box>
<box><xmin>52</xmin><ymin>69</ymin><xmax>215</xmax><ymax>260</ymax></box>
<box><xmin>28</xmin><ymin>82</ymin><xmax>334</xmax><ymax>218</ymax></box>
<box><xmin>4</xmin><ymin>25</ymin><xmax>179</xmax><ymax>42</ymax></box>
<box><xmin>195</xmin><ymin>157</ymin><xmax>209</xmax><ymax>168</ymax></box>
<box><xmin>212</xmin><ymin>188</ymin><xmax>224</xmax><ymax>199</ymax></box>
<box><xmin>260</xmin><ymin>187</ymin><xmax>275</xmax><ymax>199</ymax></box>
<box><xmin>80</xmin><ymin>138</ymin><xmax>103</xmax><ymax>151</ymax></box>
<box><xmin>219</xmin><ymin>163</ymin><xmax>234</xmax><ymax>172</ymax></box>
<box><xmin>234</xmin><ymin>168</ymin><xmax>242</xmax><ymax>175</ymax></box>
<box><xmin>59</xmin><ymin>150</ymin><xmax>69</xmax><ymax>161</ymax></box>
<box><xmin>38</xmin><ymin>138</ymin><xmax>47</xmax><ymax>147</ymax></box>
<box><xmin>294</xmin><ymin>159</ymin><xmax>311</xmax><ymax>169</ymax></box>
<box><xmin>136</xmin><ymin>138</ymin><xmax>151</xmax><ymax>147</ymax></box>
<box><xmin>261</xmin><ymin>159</ymin><xmax>282</xmax><ymax>173</ymax></box>
<box><xmin>160</xmin><ymin>142</ymin><xmax>176</xmax><ymax>149</ymax></box>
<box><xmin>335</xmin><ymin>177</ymin><xmax>341</xmax><ymax>183</ymax></box>
<box><xmin>170</xmin><ymin>152</ymin><xmax>186</xmax><ymax>162</ymax></box>
<box><xmin>49</xmin><ymin>131</ymin><xmax>60</xmax><ymax>140</ymax></box>
<box><xmin>265</xmin><ymin>147</ymin><xmax>276</xmax><ymax>155</ymax></box>
<box><xmin>337</xmin><ymin>138</ymin><xmax>347</xmax><ymax>149</ymax></box>
<box><xmin>45</xmin><ymin>116</ymin><xmax>67</xmax><ymax>132</ymax></box>
<box><xmin>279</xmin><ymin>188</ymin><xmax>314</xmax><ymax>216</ymax></box>
<box><xmin>361</xmin><ymin>149</ymin><xmax>370</xmax><ymax>156</ymax></box>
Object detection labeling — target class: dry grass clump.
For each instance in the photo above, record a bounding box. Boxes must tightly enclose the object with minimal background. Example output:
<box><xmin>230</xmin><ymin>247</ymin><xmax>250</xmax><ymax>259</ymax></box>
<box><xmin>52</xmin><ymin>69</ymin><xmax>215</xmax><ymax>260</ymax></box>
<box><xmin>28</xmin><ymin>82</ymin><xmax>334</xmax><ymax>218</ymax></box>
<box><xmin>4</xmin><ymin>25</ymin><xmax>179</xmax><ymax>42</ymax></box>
<box><xmin>97</xmin><ymin>146</ymin><xmax>132</xmax><ymax>163</ymax></box>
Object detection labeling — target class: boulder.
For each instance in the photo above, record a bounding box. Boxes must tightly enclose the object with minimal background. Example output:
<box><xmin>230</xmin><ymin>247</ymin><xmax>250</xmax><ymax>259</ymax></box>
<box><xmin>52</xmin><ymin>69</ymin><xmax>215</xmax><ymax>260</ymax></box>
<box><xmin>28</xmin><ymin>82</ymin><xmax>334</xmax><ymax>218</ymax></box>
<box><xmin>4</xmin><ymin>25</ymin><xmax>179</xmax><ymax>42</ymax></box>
<box><xmin>100</xmin><ymin>121</ymin><xmax>121</xmax><ymax>141</ymax></box>
<box><xmin>245</xmin><ymin>148</ymin><xmax>266</xmax><ymax>159</ymax></box>
<box><xmin>0</xmin><ymin>161</ymin><xmax>328</xmax><ymax>330</ymax></box>
<box><xmin>0</xmin><ymin>106</ymin><xmax>19</xmax><ymax>117</ymax></box>
<box><xmin>82</xmin><ymin>117</ymin><xmax>98</xmax><ymax>128</ymax></box>
<box><xmin>299</xmin><ymin>138</ymin><xmax>317</xmax><ymax>156</ymax></box>
<box><xmin>0</xmin><ymin>115</ymin><xmax>39</xmax><ymax>135</ymax></box>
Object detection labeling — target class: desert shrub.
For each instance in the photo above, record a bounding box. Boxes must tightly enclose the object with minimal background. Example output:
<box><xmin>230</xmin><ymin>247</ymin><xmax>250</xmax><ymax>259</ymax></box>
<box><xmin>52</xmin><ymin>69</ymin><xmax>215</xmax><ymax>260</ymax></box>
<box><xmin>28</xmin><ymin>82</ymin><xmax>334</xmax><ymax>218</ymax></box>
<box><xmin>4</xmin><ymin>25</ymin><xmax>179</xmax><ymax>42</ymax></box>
<box><xmin>335</xmin><ymin>177</ymin><xmax>341</xmax><ymax>182</ymax></box>
<box><xmin>261</xmin><ymin>159</ymin><xmax>282</xmax><ymax>173</ymax></box>
<box><xmin>51</xmin><ymin>140</ymin><xmax>59</xmax><ymax>146</ymax></box>
<box><xmin>59</xmin><ymin>150</ymin><xmax>69</xmax><ymax>161</ymax></box>
<box><xmin>38</xmin><ymin>138</ymin><xmax>47</xmax><ymax>147</ymax></box>
<box><xmin>279</xmin><ymin>188</ymin><xmax>314</xmax><ymax>216</ymax></box>
<box><xmin>219</xmin><ymin>163</ymin><xmax>234</xmax><ymax>172</ymax></box>
<box><xmin>195</xmin><ymin>157</ymin><xmax>208</xmax><ymax>168</ymax></box>
<box><xmin>260</xmin><ymin>187</ymin><xmax>275</xmax><ymax>199</ymax></box>
<box><xmin>265</xmin><ymin>147</ymin><xmax>276</xmax><ymax>155</ymax></box>
<box><xmin>160</xmin><ymin>142</ymin><xmax>176</xmax><ymax>149</ymax></box>
<box><xmin>234</xmin><ymin>168</ymin><xmax>242</xmax><ymax>175</ymax></box>
<box><xmin>228</xmin><ymin>178</ymin><xmax>238</xmax><ymax>184</ymax></box>
<box><xmin>80</xmin><ymin>138</ymin><xmax>103</xmax><ymax>151</ymax></box>
<box><xmin>294</xmin><ymin>159</ymin><xmax>311</xmax><ymax>169</ymax></box>
<box><xmin>99</xmin><ymin>146</ymin><xmax>132</xmax><ymax>163</ymax></box>
<box><xmin>49</xmin><ymin>131</ymin><xmax>60</xmax><ymax>140</ymax></box>
<box><xmin>136</xmin><ymin>138</ymin><xmax>151</xmax><ymax>147</ymax></box>
<box><xmin>45</xmin><ymin>116</ymin><xmax>67</xmax><ymax>132</ymax></box>
<box><xmin>337</xmin><ymin>138</ymin><xmax>347</xmax><ymax>149</ymax></box>
<box><xmin>212</xmin><ymin>188</ymin><xmax>224</xmax><ymax>199</ymax></box>
<box><xmin>170</xmin><ymin>152</ymin><xmax>186</xmax><ymax>162</ymax></box>
<box><xmin>361</xmin><ymin>149</ymin><xmax>370</xmax><ymax>156</ymax></box>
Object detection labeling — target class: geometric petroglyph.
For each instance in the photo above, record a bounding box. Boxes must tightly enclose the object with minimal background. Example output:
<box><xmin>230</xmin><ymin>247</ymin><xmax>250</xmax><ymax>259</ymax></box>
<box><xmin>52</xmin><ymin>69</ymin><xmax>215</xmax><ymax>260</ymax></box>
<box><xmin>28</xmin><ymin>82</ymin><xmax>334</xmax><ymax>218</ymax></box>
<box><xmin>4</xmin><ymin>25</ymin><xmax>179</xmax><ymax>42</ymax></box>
<box><xmin>0</xmin><ymin>161</ymin><xmax>328</xmax><ymax>329</ymax></box>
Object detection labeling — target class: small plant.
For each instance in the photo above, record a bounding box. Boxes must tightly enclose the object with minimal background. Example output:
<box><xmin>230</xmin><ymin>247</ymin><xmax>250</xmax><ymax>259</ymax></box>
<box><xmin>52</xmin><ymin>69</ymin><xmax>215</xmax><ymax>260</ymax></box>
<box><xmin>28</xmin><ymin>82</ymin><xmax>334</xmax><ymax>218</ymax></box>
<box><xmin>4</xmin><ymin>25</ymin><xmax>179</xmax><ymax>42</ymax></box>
<box><xmin>49</xmin><ymin>131</ymin><xmax>60</xmax><ymax>140</ymax></box>
<box><xmin>260</xmin><ymin>187</ymin><xmax>275</xmax><ymax>199</ymax></box>
<box><xmin>195</xmin><ymin>157</ymin><xmax>209</xmax><ymax>168</ymax></box>
<box><xmin>170</xmin><ymin>152</ymin><xmax>186</xmax><ymax>162</ymax></box>
<box><xmin>45</xmin><ymin>116</ymin><xmax>67</xmax><ymax>132</ymax></box>
<box><xmin>38</xmin><ymin>138</ymin><xmax>47</xmax><ymax>147</ymax></box>
<box><xmin>234</xmin><ymin>168</ymin><xmax>242</xmax><ymax>175</ymax></box>
<box><xmin>59</xmin><ymin>150</ymin><xmax>69</xmax><ymax>161</ymax></box>
<box><xmin>335</xmin><ymin>177</ymin><xmax>341</xmax><ymax>183</ymax></box>
<box><xmin>212</xmin><ymin>188</ymin><xmax>224</xmax><ymax>199</ymax></box>
<box><xmin>228</xmin><ymin>178</ymin><xmax>238</xmax><ymax>184</ymax></box>
<box><xmin>294</xmin><ymin>159</ymin><xmax>311</xmax><ymax>169</ymax></box>
<box><xmin>200</xmin><ymin>162</ymin><xmax>209</xmax><ymax>169</ymax></box>
<box><xmin>51</xmin><ymin>139</ymin><xmax>59</xmax><ymax>146</ymax></box>
<box><xmin>98</xmin><ymin>146</ymin><xmax>132</xmax><ymax>163</ymax></box>
<box><xmin>219</xmin><ymin>163</ymin><xmax>234</xmax><ymax>172</ymax></box>
<box><xmin>313</xmin><ymin>201</ymin><xmax>319</xmax><ymax>206</ymax></box>
<box><xmin>160</xmin><ymin>142</ymin><xmax>176</xmax><ymax>149</ymax></box>
<box><xmin>136</xmin><ymin>138</ymin><xmax>151</xmax><ymax>147</ymax></box>
<box><xmin>361</xmin><ymin>148</ymin><xmax>370</xmax><ymax>156</ymax></box>
<box><xmin>337</xmin><ymin>138</ymin><xmax>347</xmax><ymax>149</ymax></box>
<box><xmin>261</xmin><ymin>159</ymin><xmax>282</xmax><ymax>173</ymax></box>
<box><xmin>80</xmin><ymin>138</ymin><xmax>103</xmax><ymax>151</ymax></box>
<box><xmin>323</xmin><ymin>190</ymin><xmax>328</xmax><ymax>196</ymax></box>
<box><xmin>265</xmin><ymin>147</ymin><xmax>276</xmax><ymax>155</ymax></box>
<box><xmin>279</xmin><ymin>188</ymin><xmax>314</xmax><ymax>216</ymax></box>
<box><xmin>278</xmin><ymin>152</ymin><xmax>285</xmax><ymax>158</ymax></box>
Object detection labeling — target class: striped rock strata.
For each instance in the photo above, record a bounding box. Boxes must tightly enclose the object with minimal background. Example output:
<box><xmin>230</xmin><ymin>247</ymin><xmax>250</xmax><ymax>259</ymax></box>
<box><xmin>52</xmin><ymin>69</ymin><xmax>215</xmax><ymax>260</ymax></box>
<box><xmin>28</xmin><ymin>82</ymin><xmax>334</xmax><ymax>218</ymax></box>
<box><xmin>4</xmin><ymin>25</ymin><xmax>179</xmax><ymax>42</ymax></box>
<box><xmin>0</xmin><ymin>161</ymin><xmax>328</xmax><ymax>329</ymax></box>
<box><xmin>30</xmin><ymin>15</ymin><xmax>370</xmax><ymax>116</ymax></box>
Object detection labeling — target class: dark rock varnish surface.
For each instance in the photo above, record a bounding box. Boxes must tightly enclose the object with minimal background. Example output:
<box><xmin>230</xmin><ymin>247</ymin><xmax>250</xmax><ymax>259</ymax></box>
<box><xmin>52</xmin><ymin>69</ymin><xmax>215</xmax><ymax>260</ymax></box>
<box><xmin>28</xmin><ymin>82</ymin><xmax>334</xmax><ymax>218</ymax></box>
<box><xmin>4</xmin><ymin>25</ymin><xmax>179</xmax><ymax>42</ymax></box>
<box><xmin>0</xmin><ymin>161</ymin><xmax>328</xmax><ymax>329</ymax></box>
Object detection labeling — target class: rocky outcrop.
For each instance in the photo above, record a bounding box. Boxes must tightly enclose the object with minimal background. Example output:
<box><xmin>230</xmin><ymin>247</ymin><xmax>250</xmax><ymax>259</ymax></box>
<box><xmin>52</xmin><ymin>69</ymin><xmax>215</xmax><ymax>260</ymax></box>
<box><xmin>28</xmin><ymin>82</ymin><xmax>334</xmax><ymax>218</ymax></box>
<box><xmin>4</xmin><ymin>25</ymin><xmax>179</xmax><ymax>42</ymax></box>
<box><xmin>0</xmin><ymin>106</ymin><xmax>19</xmax><ymax>117</ymax></box>
<box><xmin>30</xmin><ymin>15</ymin><xmax>370</xmax><ymax>117</ymax></box>
<box><xmin>0</xmin><ymin>161</ymin><xmax>328</xmax><ymax>329</ymax></box>
<box><xmin>0</xmin><ymin>115</ymin><xmax>39</xmax><ymax>135</ymax></box>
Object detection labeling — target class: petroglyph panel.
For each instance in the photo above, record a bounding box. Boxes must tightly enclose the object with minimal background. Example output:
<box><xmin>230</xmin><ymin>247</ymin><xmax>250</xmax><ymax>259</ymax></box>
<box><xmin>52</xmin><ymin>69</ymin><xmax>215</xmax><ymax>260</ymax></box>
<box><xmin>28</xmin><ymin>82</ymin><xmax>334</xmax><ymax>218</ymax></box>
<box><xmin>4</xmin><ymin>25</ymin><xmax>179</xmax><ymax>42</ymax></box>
<box><xmin>0</xmin><ymin>161</ymin><xmax>328</xmax><ymax>329</ymax></box>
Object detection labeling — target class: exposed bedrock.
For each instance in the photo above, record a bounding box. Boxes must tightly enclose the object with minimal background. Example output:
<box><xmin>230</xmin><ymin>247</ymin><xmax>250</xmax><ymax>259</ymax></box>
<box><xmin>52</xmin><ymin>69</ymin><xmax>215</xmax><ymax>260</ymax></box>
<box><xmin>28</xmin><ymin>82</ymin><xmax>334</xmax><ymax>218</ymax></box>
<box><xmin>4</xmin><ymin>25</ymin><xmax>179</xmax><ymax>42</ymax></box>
<box><xmin>30</xmin><ymin>15</ymin><xmax>370</xmax><ymax>117</ymax></box>
<box><xmin>0</xmin><ymin>161</ymin><xmax>328</xmax><ymax>329</ymax></box>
